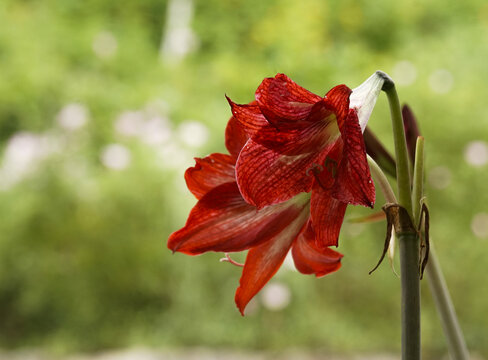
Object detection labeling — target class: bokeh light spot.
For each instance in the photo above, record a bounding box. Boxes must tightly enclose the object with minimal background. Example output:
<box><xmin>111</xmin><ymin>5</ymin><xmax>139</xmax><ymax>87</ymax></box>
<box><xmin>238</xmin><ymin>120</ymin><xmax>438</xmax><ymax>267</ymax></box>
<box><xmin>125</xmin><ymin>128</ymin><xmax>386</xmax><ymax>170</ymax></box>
<box><xmin>140</xmin><ymin>117</ymin><xmax>172</xmax><ymax>146</ymax></box>
<box><xmin>158</xmin><ymin>141</ymin><xmax>192</xmax><ymax>171</ymax></box>
<box><xmin>177</xmin><ymin>121</ymin><xmax>209</xmax><ymax>148</ymax></box>
<box><xmin>115</xmin><ymin>111</ymin><xmax>145</xmax><ymax>137</ymax></box>
<box><xmin>427</xmin><ymin>166</ymin><xmax>452</xmax><ymax>190</ymax></box>
<box><xmin>100</xmin><ymin>144</ymin><xmax>131</xmax><ymax>170</ymax></box>
<box><xmin>464</xmin><ymin>141</ymin><xmax>488</xmax><ymax>167</ymax></box>
<box><xmin>92</xmin><ymin>31</ymin><xmax>118</xmax><ymax>59</ymax></box>
<box><xmin>261</xmin><ymin>282</ymin><xmax>291</xmax><ymax>311</ymax></box>
<box><xmin>471</xmin><ymin>213</ymin><xmax>488</xmax><ymax>239</ymax></box>
<box><xmin>56</xmin><ymin>103</ymin><xmax>89</xmax><ymax>131</ymax></box>
<box><xmin>392</xmin><ymin>60</ymin><xmax>417</xmax><ymax>86</ymax></box>
<box><xmin>428</xmin><ymin>69</ymin><xmax>453</xmax><ymax>94</ymax></box>
<box><xmin>0</xmin><ymin>132</ymin><xmax>56</xmax><ymax>189</ymax></box>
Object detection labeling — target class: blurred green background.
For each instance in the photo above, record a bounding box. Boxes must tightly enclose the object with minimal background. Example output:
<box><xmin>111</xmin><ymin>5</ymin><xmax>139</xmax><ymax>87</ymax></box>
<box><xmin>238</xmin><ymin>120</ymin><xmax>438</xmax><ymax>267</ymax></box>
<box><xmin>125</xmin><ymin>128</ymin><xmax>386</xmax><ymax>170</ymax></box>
<box><xmin>1</xmin><ymin>0</ymin><xmax>487</xmax><ymax>358</ymax></box>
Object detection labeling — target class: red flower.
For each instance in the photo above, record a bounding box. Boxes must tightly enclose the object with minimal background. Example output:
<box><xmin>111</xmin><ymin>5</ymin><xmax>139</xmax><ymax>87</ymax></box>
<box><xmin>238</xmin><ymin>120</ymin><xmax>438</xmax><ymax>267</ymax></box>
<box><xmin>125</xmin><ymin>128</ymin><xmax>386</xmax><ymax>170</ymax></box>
<box><xmin>168</xmin><ymin>116</ymin><xmax>342</xmax><ymax>315</ymax></box>
<box><xmin>228</xmin><ymin>73</ymin><xmax>385</xmax><ymax>247</ymax></box>
<box><xmin>169</xmin><ymin>72</ymin><xmax>386</xmax><ymax>314</ymax></box>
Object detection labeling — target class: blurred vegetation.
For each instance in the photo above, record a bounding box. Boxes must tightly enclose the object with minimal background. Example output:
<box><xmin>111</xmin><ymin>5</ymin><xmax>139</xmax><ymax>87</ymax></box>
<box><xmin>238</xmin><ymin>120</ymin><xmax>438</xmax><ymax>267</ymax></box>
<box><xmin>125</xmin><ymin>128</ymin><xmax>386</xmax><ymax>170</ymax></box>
<box><xmin>0</xmin><ymin>0</ymin><xmax>487</xmax><ymax>358</ymax></box>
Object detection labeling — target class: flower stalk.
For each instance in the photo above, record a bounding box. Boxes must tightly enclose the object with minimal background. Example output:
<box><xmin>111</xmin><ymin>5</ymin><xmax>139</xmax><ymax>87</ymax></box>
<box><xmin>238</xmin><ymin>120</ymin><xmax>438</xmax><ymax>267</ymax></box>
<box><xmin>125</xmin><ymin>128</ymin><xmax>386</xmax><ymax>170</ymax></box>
<box><xmin>381</xmin><ymin>73</ymin><xmax>413</xmax><ymax>218</ymax></box>
<box><xmin>367</xmin><ymin>155</ymin><xmax>397</xmax><ymax>204</ymax></box>
<box><xmin>373</xmin><ymin>101</ymin><xmax>469</xmax><ymax>360</ymax></box>
<box><xmin>398</xmin><ymin>231</ymin><xmax>421</xmax><ymax>360</ymax></box>
<box><xmin>382</xmin><ymin>74</ymin><xmax>420</xmax><ymax>360</ymax></box>
<box><xmin>425</xmin><ymin>244</ymin><xmax>470</xmax><ymax>360</ymax></box>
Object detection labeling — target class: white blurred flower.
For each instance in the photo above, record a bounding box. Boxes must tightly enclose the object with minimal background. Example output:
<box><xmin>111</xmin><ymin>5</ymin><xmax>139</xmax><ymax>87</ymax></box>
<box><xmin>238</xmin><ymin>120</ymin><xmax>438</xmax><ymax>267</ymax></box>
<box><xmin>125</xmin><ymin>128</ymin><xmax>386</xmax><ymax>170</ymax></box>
<box><xmin>115</xmin><ymin>111</ymin><xmax>145</xmax><ymax>137</ymax></box>
<box><xmin>160</xmin><ymin>0</ymin><xmax>198</xmax><ymax>62</ymax></box>
<box><xmin>428</xmin><ymin>166</ymin><xmax>452</xmax><ymax>190</ymax></box>
<box><xmin>428</xmin><ymin>69</ymin><xmax>453</xmax><ymax>94</ymax></box>
<box><xmin>392</xmin><ymin>60</ymin><xmax>417</xmax><ymax>86</ymax></box>
<box><xmin>100</xmin><ymin>144</ymin><xmax>131</xmax><ymax>170</ymax></box>
<box><xmin>464</xmin><ymin>141</ymin><xmax>488</xmax><ymax>167</ymax></box>
<box><xmin>92</xmin><ymin>31</ymin><xmax>118</xmax><ymax>59</ymax></box>
<box><xmin>471</xmin><ymin>213</ymin><xmax>488</xmax><ymax>239</ymax></box>
<box><xmin>115</xmin><ymin>111</ymin><xmax>172</xmax><ymax>147</ymax></box>
<box><xmin>166</xmin><ymin>28</ymin><xmax>197</xmax><ymax>58</ymax></box>
<box><xmin>0</xmin><ymin>132</ymin><xmax>56</xmax><ymax>189</ymax></box>
<box><xmin>140</xmin><ymin>116</ymin><xmax>172</xmax><ymax>146</ymax></box>
<box><xmin>157</xmin><ymin>141</ymin><xmax>193</xmax><ymax>171</ymax></box>
<box><xmin>56</xmin><ymin>103</ymin><xmax>89</xmax><ymax>131</ymax></box>
<box><xmin>261</xmin><ymin>282</ymin><xmax>291</xmax><ymax>311</ymax></box>
<box><xmin>177</xmin><ymin>121</ymin><xmax>209</xmax><ymax>148</ymax></box>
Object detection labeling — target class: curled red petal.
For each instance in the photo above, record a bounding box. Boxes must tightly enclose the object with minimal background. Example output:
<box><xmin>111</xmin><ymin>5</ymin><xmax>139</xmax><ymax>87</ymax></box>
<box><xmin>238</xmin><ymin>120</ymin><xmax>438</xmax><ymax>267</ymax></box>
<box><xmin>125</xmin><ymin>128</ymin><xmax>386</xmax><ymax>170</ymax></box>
<box><xmin>332</xmin><ymin>109</ymin><xmax>375</xmax><ymax>208</ymax></box>
<box><xmin>225</xmin><ymin>114</ymin><xmax>250</xmax><ymax>159</ymax></box>
<box><xmin>235</xmin><ymin>206</ymin><xmax>309</xmax><ymax>315</ymax></box>
<box><xmin>236</xmin><ymin>139</ymin><xmax>319</xmax><ymax>208</ymax></box>
<box><xmin>168</xmin><ymin>182</ymin><xmax>307</xmax><ymax>255</ymax></box>
<box><xmin>310</xmin><ymin>183</ymin><xmax>348</xmax><ymax>247</ymax></box>
<box><xmin>292</xmin><ymin>221</ymin><xmax>343</xmax><ymax>277</ymax></box>
<box><xmin>184</xmin><ymin>153</ymin><xmax>236</xmax><ymax>200</ymax></box>
<box><xmin>226</xmin><ymin>97</ymin><xmax>267</xmax><ymax>134</ymax></box>
<box><xmin>255</xmin><ymin>73</ymin><xmax>322</xmax><ymax>125</ymax></box>
<box><xmin>323</xmin><ymin>84</ymin><xmax>352</xmax><ymax>131</ymax></box>
<box><xmin>230</xmin><ymin>97</ymin><xmax>340</xmax><ymax>156</ymax></box>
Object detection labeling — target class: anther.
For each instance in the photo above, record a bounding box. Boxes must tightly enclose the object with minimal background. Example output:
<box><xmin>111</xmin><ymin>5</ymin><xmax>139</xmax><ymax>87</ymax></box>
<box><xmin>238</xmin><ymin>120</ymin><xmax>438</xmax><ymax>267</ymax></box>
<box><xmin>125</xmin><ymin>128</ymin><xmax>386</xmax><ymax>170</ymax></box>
<box><xmin>324</xmin><ymin>157</ymin><xmax>338</xmax><ymax>178</ymax></box>
<box><xmin>306</xmin><ymin>163</ymin><xmax>323</xmax><ymax>177</ymax></box>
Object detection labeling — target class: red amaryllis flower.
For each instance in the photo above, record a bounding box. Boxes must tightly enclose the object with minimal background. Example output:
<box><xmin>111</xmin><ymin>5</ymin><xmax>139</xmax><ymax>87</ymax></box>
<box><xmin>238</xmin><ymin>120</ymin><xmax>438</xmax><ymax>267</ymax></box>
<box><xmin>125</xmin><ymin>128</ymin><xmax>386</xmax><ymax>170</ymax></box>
<box><xmin>168</xmin><ymin>116</ymin><xmax>343</xmax><ymax>315</ymax></box>
<box><xmin>228</xmin><ymin>72</ymin><xmax>386</xmax><ymax>247</ymax></box>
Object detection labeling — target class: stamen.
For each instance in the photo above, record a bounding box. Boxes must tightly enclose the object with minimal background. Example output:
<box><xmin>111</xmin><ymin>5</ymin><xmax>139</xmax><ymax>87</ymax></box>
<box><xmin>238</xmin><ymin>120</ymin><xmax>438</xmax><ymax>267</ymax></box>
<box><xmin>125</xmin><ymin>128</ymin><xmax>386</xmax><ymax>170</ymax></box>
<box><xmin>306</xmin><ymin>163</ymin><xmax>323</xmax><ymax>177</ymax></box>
<box><xmin>306</xmin><ymin>163</ymin><xmax>332</xmax><ymax>190</ymax></box>
<box><xmin>324</xmin><ymin>157</ymin><xmax>338</xmax><ymax>178</ymax></box>
<box><xmin>306</xmin><ymin>161</ymin><xmax>338</xmax><ymax>191</ymax></box>
<box><xmin>219</xmin><ymin>253</ymin><xmax>244</xmax><ymax>267</ymax></box>
<box><xmin>312</xmin><ymin>172</ymin><xmax>330</xmax><ymax>190</ymax></box>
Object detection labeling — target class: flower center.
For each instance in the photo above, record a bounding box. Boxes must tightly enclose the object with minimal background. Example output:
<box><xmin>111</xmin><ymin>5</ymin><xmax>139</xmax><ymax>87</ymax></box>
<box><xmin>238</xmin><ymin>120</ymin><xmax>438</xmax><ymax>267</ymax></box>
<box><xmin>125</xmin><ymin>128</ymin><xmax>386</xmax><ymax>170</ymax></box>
<box><xmin>306</xmin><ymin>156</ymin><xmax>338</xmax><ymax>190</ymax></box>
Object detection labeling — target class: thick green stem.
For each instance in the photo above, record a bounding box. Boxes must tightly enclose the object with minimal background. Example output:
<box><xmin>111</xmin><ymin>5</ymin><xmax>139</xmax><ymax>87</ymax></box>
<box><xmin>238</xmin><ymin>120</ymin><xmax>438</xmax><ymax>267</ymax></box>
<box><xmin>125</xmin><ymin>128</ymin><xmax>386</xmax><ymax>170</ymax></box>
<box><xmin>425</xmin><ymin>244</ymin><xmax>470</xmax><ymax>360</ymax></box>
<box><xmin>399</xmin><ymin>232</ymin><xmax>421</xmax><ymax>360</ymax></box>
<box><xmin>379</xmin><ymin>74</ymin><xmax>467</xmax><ymax>360</ymax></box>
<box><xmin>381</xmin><ymin>75</ymin><xmax>420</xmax><ymax>360</ymax></box>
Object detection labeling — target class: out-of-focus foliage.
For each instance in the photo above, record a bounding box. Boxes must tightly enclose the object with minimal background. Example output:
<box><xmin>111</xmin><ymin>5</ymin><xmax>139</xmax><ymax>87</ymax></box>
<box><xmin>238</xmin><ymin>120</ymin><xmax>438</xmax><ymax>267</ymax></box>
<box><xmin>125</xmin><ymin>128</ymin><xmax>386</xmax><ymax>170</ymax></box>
<box><xmin>0</xmin><ymin>0</ymin><xmax>487</xmax><ymax>358</ymax></box>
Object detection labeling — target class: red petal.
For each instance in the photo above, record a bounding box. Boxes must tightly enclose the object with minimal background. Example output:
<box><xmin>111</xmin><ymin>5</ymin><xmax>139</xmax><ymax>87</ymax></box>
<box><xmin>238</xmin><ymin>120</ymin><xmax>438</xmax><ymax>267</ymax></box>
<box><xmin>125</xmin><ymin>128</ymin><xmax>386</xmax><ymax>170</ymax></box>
<box><xmin>292</xmin><ymin>221</ymin><xmax>343</xmax><ymax>277</ymax></box>
<box><xmin>255</xmin><ymin>74</ymin><xmax>322</xmax><ymax>125</ymax></box>
<box><xmin>332</xmin><ymin>110</ymin><xmax>375</xmax><ymax>208</ymax></box>
<box><xmin>168</xmin><ymin>182</ymin><xmax>307</xmax><ymax>255</ymax></box>
<box><xmin>228</xmin><ymin>96</ymin><xmax>342</xmax><ymax>156</ymax></box>
<box><xmin>184</xmin><ymin>153</ymin><xmax>236</xmax><ymax>199</ymax></box>
<box><xmin>235</xmin><ymin>206</ymin><xmax>309</xmax><ymax>315</ymax></box>
<box><xmin>236</xmin><ymin>139</ymin><xmax>319</xmax><ymax>208</ymax></box>
<box><xmin>310</xmin><ymin>183</ymin><xmax>348</xmax><ymax>247</ymax></box>
<box><xmin>226</xmin><ymin>98</ymin><xmax>267</xmax><ymax>133</ymax></box>
<box><xmin>323</xmin><ymin>84</ymin><xmax>352</xmax><ymax>131</ymax></box>
<box><xmin>225</xmin><ymin>109</ymin><xmax>252</xmax><ymax>159</ymax></box>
